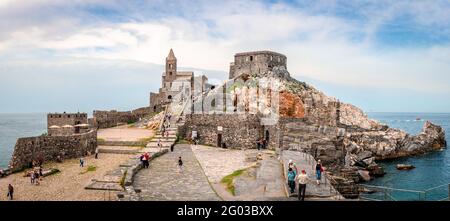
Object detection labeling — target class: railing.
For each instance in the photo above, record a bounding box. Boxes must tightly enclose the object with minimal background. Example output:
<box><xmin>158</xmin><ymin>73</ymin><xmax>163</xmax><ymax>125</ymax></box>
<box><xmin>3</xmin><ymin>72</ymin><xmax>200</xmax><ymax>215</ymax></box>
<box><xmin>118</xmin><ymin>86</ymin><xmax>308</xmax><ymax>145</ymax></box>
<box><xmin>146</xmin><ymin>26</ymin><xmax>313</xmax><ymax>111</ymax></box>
<box><xmin>359</xmin><ymin>183</ymin><xmax>450</xmax><ymax>201</ymax></box>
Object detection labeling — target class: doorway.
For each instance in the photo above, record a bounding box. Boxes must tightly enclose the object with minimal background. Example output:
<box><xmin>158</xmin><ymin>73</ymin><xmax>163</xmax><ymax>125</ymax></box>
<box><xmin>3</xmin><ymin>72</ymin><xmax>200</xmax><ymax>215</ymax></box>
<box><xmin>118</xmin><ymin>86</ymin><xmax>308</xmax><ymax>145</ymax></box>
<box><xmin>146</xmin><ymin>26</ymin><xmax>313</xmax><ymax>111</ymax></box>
<box><xmin>217</xmin><ymin>133</ymin><xmax>222</xmax><ymax>147</ymax></box>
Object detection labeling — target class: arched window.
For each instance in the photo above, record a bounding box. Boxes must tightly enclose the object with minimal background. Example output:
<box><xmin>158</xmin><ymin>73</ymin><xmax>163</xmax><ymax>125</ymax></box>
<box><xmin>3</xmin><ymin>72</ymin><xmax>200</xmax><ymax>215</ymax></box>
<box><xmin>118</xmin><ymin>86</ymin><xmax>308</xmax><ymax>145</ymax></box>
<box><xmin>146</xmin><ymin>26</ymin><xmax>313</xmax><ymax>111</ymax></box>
<box><xmin>250</xmin><ymin>56</ymin><xmax>253</xmax><ymax>61</ymax></box>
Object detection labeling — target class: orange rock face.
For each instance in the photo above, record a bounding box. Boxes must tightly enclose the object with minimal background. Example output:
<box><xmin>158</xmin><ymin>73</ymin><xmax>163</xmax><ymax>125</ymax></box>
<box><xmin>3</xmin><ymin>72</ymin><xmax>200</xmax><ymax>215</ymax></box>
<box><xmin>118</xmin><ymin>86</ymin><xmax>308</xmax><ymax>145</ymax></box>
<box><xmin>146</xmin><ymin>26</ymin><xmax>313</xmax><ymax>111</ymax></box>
<box><xmin>279</xmin><ymin>91</ymin><xmax>305</xmax><ymax>118</ymax></box>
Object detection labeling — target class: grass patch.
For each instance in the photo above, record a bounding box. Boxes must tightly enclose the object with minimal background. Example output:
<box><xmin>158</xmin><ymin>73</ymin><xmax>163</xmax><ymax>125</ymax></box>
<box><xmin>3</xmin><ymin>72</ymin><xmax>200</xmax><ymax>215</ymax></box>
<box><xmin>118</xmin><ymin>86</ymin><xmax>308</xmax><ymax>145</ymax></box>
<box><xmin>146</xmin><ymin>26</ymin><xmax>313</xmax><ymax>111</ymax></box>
<box><xmin>79</xmin><ymin>165</ymin><xmax>97</xmax><ymax>175</ymax></box>
<box><xmin>97</xmin><ymin>138</ymin><xmax>106</xmax><ymax>142</ymax></box>
<box><xmin>221</xmin><ymin>169</ymin><xmax>246</xmax><ymax>196</ymax></box>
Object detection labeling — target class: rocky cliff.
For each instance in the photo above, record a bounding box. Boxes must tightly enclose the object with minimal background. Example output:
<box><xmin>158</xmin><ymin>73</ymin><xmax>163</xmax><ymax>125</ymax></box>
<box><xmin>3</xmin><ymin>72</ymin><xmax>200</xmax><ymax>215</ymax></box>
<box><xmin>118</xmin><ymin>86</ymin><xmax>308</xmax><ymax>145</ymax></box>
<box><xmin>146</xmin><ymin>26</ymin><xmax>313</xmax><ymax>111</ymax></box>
<box><xmin>254</xmin><ymin>67</ymin><xmax>447</xmax><ymax>186</ymax></box>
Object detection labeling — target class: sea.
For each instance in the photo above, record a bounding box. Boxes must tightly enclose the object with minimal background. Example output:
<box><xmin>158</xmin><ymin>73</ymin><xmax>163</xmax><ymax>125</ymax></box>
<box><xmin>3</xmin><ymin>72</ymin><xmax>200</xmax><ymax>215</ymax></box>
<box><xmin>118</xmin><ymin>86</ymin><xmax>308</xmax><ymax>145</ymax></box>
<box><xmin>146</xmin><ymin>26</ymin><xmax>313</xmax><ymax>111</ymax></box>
<box><xmin>0</xmin><ymin>112</ymin><xmax>449</xmax><ymax>200</ymax></box>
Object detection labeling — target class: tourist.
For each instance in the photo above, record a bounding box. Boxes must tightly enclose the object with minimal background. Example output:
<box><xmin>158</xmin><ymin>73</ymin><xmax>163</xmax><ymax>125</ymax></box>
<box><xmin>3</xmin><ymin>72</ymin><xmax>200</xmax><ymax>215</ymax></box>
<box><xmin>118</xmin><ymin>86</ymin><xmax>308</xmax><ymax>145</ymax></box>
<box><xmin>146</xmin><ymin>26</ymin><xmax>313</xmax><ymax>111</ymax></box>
<box><xmin>80</xmin><ymin>157</ymin><xmax>85</xmax><ymax>167</ymax></box>
<box><xmin>178</xmin><ymin>156</ymin><xmax>183</xmax><ymax>173</ymax></box>
<box><xmin>34</xmin><ymin>170</ymin><xmax>40</xmax><ymax>185</ymax></box>
<box><xmin>316</xmin><ymin>159</ymin><xmax>323</xmax><ymax>185</ymax></box>
<box><xmin>297</xmin><ymin>170</ymin><xmax>308</xmax><ymax>201</ymax></box>
<box><xmin>39</xmin><ymin>167</ymin><xmax>43</xmax><ymax>177</ymax></box>
<box><xmin>157</xmin><ymin>139</ymin><xmax>162</xmax><ymax>149</ymax></box>
<box><xmin>7</xmin><ymin>184</ymin><xmax>14</xmax><ymax>200</ymax></box>
<box><xmin>143</xmin><ymin>152</ymin><xmax>150</xmax><ymax>169</ymax></box>
<box><xmin>170</xmin><ymin>144</ymin><xmax>174</xmax><ymax>152</ymax></box>
<box><xmin>288</xmin><ymin>159</ymin><xmax>298</xmax><ymax>175</ymax></box>
<box><xmin>95</xmin><ymin>147</ymin><xmax>99</xmax><ymax>159</ymax></box>
<box><xmin>256</xmin><ymin>139</ymin><xmax>261</xmax><ymax>150</ymax></box>
<box><xmin>287</xmin><ymin>168</ymin><xmax>297</xmax><ymax>195</ymax></box>
<box><xmin>30</xmin><ymin>171</ymin><xmax>35</xmax><ymax>184</ymax></box>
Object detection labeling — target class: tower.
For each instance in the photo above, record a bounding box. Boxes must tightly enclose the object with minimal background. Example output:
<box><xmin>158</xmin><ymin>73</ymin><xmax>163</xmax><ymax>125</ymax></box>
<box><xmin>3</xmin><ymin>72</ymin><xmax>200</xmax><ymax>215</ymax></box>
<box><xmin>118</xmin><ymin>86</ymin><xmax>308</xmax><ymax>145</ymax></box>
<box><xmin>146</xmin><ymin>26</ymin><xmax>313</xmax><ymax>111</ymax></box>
<box><xmin>165</xmin><ymin>48</ymin><xmax>177</xmax><ymax>83</ymax></box>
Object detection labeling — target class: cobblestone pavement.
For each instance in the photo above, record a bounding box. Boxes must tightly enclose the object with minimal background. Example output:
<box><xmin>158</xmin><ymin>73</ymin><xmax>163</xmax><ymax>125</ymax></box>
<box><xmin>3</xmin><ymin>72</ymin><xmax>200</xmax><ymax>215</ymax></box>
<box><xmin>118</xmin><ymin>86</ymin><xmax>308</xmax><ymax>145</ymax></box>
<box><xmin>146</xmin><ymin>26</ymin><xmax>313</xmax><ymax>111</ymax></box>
<box><xmin>132</xmin><ymin>144</ymin><xmax>221</xmax><ymax>201</ymax></box>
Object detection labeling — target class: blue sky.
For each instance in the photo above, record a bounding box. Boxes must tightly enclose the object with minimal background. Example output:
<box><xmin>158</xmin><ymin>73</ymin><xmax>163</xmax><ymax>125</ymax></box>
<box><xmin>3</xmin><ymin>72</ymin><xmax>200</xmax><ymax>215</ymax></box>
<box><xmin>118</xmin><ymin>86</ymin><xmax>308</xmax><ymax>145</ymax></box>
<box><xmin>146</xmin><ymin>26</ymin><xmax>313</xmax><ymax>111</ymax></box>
<box><xmin>0</xmin><ymin>0</ymin><xmax>450</xmax><ymax>113</ymax></box>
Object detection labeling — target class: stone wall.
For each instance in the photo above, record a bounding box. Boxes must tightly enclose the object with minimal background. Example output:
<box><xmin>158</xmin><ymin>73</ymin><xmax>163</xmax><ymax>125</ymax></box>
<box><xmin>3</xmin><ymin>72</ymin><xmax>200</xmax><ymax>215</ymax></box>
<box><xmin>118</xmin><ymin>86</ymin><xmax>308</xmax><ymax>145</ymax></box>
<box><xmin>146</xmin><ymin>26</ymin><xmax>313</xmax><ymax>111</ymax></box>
<box><xmin>92</xmin><ymin>107</ymin><xmax>153</xmax><ymax>129</ymax></box>
<box><xmin>181</xmin><ymin>114</ymin><xmax>264</xmax><ymax>149</ymax></box>
<box><xmin>8</xmin><ymin>130</ymin><xmax>97</xmax><ymax>172</ymax></box>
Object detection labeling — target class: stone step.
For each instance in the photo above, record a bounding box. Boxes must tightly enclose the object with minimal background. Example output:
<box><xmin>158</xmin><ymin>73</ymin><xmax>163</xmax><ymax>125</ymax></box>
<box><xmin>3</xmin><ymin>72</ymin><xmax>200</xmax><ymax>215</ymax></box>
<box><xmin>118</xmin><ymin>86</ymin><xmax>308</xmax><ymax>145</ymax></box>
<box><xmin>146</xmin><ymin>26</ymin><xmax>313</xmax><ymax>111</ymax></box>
<box><xmin>139</xmin><ymin>147</ymin><xmax>169</xmax><ymax>153</ymax></box>
<box><xmin>146</xmin><ymin>142</ymin><xmax>174</xmax><ymax>147</ymax></box>
<box><xmin>154</xmin><ymin>134</ymin><xmax>176</xmax><ymax>139</ymax></box>
<box><xmin>98</xmin><ymin>146</ymin><xmax>142</xmax><ymax>154</ymax></box>
<box><xmin>152</xmin><ymin>138</ymin><xmax>176</xmax><ymax>142</ymax></box>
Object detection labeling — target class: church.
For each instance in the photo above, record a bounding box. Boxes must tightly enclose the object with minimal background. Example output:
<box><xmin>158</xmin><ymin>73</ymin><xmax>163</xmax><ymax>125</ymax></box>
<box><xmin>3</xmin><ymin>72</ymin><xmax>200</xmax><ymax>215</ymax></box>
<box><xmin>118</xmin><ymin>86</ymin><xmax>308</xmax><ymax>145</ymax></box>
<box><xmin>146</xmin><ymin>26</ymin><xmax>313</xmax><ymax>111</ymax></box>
<box><xmin>150</xmin><ymin>49</ymin><xmax>210</xmax><ymax>112</ymax></box>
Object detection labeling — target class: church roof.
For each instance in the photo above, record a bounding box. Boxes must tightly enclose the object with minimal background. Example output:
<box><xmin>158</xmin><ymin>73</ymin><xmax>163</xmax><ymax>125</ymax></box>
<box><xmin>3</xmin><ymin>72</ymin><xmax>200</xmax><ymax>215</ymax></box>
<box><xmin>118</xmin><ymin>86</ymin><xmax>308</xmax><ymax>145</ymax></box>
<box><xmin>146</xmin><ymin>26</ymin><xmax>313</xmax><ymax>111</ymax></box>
<box><xmin>166</xmin><ymin>48</ymin><xmax>176</xmax><ymax>60</ymax></box>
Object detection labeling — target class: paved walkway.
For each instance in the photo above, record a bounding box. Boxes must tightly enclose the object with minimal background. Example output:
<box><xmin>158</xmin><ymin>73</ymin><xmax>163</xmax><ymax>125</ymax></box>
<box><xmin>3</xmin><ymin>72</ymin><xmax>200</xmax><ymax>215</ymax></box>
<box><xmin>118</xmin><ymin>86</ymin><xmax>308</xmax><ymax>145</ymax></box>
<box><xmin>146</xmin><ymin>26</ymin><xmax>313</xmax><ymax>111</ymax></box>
<box><xmin>281</xmin><ymin>150</ymin><xmax>341</xmax><ymax>200</ymax></box>
<box><xmin>132</xmin><ymin>144</ymin><xmax>221</xmax><ymax>201</ymax></box>
<box><xmin>98</xmin><ymin>126</ymin><xmax>154</xmax><ymax>142</ymax></box>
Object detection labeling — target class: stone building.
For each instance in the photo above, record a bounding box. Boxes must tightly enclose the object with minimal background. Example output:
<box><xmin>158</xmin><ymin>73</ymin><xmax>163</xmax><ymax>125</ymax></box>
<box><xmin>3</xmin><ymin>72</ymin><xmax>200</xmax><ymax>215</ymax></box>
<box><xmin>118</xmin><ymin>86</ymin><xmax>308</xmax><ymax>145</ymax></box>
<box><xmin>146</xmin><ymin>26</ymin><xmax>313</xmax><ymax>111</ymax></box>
<box><xmin>47</xmin><ymin>112</ymin><xmax>89</xmax><ymax>136</ymax></box>
<box><xmin>229</xmin><ymin>51</ymin><xmax>287</xmax><ymax>79</ymax></box>
<box><xmin>8</xmin><ymin>111</ymin><xmax>97</xmax><ymax>171</ymax></box>
<box><xmin>150</xmin><ymin>49</ymin><xmax>210</xmax><ymax>112</ymax></box>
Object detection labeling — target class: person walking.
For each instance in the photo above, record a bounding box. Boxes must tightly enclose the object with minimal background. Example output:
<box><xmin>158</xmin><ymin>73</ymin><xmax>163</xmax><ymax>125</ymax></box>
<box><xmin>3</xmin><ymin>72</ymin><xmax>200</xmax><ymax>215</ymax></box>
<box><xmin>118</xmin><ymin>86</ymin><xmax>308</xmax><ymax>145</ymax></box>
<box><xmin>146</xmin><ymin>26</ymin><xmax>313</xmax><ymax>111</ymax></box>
<box><xmin>178</xmin><ymin>156</ymin><xmax>183</xmax><ymax>173</ymax></box>
<box><xmin>7</xmin><ymin>184</ymin><xmax>14</xmax><ymax>200</ymax></box>
<box><xmin>80</xmin><ymin>157</ymin><xmax>85</xmax><ymax>167</ymax></box>
<box><xmin>297</xmin><ymin>170</ymin><xmax>308</xmax><ymax>201</ymax></box>
<box><xmin>39</xmin><ymin>167</ymin><xmax>43</xmax><ymax>177</ymax></box>
<box><xmin>315</xmin><ymin>159</ymin><xmax>323</xmax><ymax>185</ymax></box>
<box><xmin>95</xmin><ymin>147</ymin><xmax>99</xmax><ymax>159</ymax></box>
<box><xmin>287</xmin><ymin>168</ymin><xmax>297</xmax><ymax>195</ymax></box>
<box><xmin>256</xmin><ymin>138</ymin><xmax>261</xmax><ymax>150</ymax></box>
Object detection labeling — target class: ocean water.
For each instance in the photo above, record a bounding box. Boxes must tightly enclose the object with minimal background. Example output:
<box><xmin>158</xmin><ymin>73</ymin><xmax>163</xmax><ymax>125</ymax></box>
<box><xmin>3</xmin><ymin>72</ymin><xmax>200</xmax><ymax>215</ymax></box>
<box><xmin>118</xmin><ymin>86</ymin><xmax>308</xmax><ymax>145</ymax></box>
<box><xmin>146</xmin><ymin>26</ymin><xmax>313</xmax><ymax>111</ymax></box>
<box><xmin>0</xmin><ymin>113</ymin><xmax>47</xmax><ymax>169</ymax></box>
<box><xmin>365</xmin><ymin>112</ymin><xmax>450</xmax><ymax>201</ymax></box>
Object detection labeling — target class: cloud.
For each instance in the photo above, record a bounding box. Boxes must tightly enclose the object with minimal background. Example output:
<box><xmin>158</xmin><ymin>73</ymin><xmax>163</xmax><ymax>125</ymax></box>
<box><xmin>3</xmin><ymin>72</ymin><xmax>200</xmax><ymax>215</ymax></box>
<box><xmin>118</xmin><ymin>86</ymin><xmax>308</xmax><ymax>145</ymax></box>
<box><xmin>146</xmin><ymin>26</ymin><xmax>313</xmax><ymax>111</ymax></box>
<box><xmin>0</xmin><ymin>0</ymin><xmax>449</xmax><ymax>112</ymax></box>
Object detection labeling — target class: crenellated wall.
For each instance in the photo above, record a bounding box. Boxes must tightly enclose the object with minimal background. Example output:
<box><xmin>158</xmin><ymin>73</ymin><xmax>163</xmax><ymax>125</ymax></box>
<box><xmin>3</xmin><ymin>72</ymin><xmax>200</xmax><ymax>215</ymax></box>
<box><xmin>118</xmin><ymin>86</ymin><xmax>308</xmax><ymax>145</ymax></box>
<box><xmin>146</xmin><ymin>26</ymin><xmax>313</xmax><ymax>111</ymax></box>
<box><xmin>8</xmin><ymin>130</ymin><xmax>97</xmax><ymax>172</ymax></box>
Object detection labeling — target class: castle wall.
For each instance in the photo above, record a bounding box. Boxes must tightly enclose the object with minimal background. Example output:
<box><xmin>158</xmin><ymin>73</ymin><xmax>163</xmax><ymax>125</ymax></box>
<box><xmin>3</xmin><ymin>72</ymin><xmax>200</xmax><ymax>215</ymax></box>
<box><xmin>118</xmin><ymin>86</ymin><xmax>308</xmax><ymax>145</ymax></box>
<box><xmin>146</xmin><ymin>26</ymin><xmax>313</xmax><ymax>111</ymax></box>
<box><xmin>47</xmin><ymin>113</ymin><xmax>87</xmax><ymax>126</ymax></box>
<box><xmin>230</xmin><ymin>51</ymin><xmax>287</xmax><ymax>79</ymax></box>
<box><xmin>181</xmin><ymin>114</ymin><xmax>264</xmax><ymax>149</ymax></box>
<box><xmin>93</xmin><ymin>107</ymin><xmax>152</xmax><ymax>129</ymax></box>
<box><xmin>8</xmin><ymin>130</ymin><xmax>97</xmax><ymax>172</ymax></box>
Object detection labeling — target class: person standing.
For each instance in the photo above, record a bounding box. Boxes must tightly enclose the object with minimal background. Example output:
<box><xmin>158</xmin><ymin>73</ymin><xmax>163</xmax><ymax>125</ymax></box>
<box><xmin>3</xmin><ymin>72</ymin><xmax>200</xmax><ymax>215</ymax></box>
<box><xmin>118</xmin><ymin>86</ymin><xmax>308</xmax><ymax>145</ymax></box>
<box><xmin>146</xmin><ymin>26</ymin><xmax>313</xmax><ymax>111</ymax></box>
<box><xmin>157</xmin><ymin>139</ymin><xmax>162</xmax><ymax>150</ymax></box>
<box><xmin>256</xmin><ymin>138</ymin><xmax>261</xmax><ymax>150</ymax></box>
<box><xmin>287</xmin><ymin>168</ymin><xmax>297</xmax><ymax>195</ymax></box>
<box><xmin>34</xmin><ymin>170</ymin><xmax>40</xmax><ymax>185</ymax></box>
<box><xmin>39</xmin><ymin>167</ymin><xmax>43</xmax><ymax>177</ymax></box>
<box><xmin>143</xmin><ymin>152</ymin><xmax>150</xmax><ymax>169</ymax></box>
<box><xmin>288</xmin><ymin>159</ymin><xmax>299</xmax><ymax>175</ymax></box>
<box><xmin>315</xmin><ymin>159</ymin><xmax>323</xmax><ymax>185</ymax></box>
<box><xmin>178</xmin><ymin>156</ymin><xmax>183</xmax><ymax>173</ymax></box>
<box><xmin>30</xmin><ymin>171</ymin><xmax>35</xmax><ymax>184</ymax></box>
<box><xmin>80</xmin><ymin>157</ymin><xmax>85</xmax><ymax>167</ymax></box>
<box><xmin>7</xmin><ymin>184</ymin><xmax>14</xmax><ymax>200</ymax></box>
<box><xmin>297</xmin><ymin>170</ymin><xmax>308</xmax><ymax>201</ymax></box>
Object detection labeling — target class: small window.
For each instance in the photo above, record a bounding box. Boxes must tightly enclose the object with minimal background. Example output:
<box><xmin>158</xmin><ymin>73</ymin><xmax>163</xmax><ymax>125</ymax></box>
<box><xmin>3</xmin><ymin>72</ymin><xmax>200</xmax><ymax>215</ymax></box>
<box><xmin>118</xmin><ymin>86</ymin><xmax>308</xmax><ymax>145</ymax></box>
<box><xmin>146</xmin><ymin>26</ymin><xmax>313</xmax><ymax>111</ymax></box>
<box><xmin>250</xmin><ymin>56</ymin><xmax>253</xmax><ymax>61</ymax></box>
<box><xmin>170</xmin><ymin>72</ymin><xmax>172</xmax><ymax>76</ymax></box>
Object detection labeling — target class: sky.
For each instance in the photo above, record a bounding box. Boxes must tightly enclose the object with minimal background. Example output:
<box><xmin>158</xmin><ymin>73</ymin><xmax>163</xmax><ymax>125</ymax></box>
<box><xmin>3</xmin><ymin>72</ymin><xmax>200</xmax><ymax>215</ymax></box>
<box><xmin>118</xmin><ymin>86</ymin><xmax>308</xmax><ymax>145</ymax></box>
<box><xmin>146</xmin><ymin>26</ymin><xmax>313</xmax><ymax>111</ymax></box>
<box><xmin>0</xmin><ymin>0</ymin><xmax>450</xmax><ymax>113</ymax></box>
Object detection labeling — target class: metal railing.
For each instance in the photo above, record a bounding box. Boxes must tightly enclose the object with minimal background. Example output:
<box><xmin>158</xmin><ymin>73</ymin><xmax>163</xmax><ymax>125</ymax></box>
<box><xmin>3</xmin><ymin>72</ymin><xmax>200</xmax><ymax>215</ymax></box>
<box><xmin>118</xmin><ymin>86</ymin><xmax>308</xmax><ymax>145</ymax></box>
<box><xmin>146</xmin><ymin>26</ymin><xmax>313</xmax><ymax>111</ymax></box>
<box><xmin>359</xmin><ymin>183</ymin><xmax>450</xmax><ymax>201</ymax></box>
